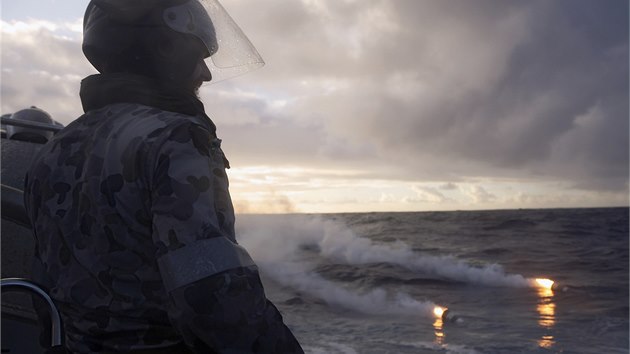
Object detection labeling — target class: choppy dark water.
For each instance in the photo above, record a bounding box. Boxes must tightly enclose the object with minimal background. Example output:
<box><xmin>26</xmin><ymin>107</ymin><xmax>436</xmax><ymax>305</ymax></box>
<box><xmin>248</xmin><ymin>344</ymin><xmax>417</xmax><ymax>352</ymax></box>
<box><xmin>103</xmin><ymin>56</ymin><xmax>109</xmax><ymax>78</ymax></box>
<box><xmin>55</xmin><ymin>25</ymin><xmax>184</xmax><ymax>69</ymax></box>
<box><xmin>237</xmin><ymin>208</ymin><xmax>629</xmax><ymax>354</ymax></box>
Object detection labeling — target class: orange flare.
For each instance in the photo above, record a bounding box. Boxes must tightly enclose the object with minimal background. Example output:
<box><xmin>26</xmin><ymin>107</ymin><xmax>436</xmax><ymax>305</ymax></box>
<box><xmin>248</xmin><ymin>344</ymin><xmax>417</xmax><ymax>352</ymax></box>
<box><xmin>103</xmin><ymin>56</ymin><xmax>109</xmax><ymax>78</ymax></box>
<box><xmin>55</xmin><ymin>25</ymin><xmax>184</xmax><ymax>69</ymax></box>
<box><xmin>535</xmin><ymin>278</ymin><xmax>554</xmax><ymax>289</ymax></box>
<box><xmin>433</xmin><ymin>306</ymin><xmax>446</xmax><ymax>318</ymax></box>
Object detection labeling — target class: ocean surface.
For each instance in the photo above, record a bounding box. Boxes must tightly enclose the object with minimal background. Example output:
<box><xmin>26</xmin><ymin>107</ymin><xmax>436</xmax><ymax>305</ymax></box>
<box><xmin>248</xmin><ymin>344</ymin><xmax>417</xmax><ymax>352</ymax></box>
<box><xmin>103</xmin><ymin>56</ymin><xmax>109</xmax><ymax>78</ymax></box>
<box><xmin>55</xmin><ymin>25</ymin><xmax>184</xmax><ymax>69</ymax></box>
<box><xmin>236</xmin><ymin>208</ymin><xmax>629</xmax><ymax>354</ymax></box>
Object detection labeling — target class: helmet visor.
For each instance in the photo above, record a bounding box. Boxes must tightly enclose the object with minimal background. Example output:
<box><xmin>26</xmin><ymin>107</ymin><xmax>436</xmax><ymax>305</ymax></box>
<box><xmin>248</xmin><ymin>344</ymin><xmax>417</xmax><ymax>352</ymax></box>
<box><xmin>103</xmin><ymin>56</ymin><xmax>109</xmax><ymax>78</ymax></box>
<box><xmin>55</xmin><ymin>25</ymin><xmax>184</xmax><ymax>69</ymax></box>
<box><xmin>163</xmin><ymin>0</ymin><xmax>264</xmax><ymax>83</ymax></box>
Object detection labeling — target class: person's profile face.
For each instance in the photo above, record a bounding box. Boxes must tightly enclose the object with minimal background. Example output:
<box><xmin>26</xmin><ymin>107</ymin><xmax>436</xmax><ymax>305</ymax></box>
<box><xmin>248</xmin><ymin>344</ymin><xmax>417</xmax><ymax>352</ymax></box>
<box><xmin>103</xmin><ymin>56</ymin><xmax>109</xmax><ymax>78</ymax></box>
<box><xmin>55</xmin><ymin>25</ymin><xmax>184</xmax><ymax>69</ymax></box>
<box><xmin>163</xmin><ymin>35</ymin><xmax>212</xmax><ymax>94</ymax></box>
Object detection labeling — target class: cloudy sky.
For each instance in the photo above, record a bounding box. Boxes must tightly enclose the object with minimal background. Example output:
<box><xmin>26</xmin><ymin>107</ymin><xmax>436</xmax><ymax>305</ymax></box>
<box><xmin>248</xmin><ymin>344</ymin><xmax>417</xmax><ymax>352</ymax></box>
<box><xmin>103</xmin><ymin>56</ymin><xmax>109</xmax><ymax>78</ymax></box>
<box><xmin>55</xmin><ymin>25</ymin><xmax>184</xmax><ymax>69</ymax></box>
<box><xmin>2</xmin><ymin>0</ymin><xmax>628</xmax><ymax>213</ymax></box>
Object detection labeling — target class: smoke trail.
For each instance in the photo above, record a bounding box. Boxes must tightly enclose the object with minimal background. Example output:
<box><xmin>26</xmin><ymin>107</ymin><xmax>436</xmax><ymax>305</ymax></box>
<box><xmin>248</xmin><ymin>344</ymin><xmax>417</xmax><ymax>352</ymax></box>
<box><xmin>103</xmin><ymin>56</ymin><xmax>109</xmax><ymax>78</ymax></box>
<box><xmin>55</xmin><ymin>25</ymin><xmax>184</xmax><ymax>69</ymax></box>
<box><xmin>262</xmin><ymin>261</ymin><xmax>437</xmax><ymax>317</ymax></box>
<box><xmin>237</xmin><ymin>215</ymin><xmax>531</xmax><ymax>289</ymax></box>
<box><xmin>237</xmin><ymin>216</ymin><xmax>438</xmax><ymax>317</ymax></box>
<box><xmin>315</xmin><ymin>219</ymin><xmax>530</xmax><ymax>287</ymax></box>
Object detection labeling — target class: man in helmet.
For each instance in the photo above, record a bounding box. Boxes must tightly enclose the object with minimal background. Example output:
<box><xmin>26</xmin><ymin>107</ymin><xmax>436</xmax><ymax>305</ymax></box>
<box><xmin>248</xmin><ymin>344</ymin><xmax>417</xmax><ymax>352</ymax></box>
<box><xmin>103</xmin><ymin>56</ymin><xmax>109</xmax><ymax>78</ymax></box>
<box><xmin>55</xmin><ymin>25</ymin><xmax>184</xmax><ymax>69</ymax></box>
<box><xmin>24</xmin><ymin>0</ymin><xmax>303</xmax><ymax>352</ymax></box>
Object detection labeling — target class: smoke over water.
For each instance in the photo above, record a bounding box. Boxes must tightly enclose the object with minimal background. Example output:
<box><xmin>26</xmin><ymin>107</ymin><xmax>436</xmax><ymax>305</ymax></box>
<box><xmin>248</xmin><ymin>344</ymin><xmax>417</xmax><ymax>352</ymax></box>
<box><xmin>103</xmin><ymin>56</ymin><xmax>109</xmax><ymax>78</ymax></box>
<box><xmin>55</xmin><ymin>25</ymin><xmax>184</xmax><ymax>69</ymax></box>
<box><xmin>262</xmin><ymin>262</ymin><xmax>437</xmax><ymax>317</ymax></box>
<box><xmin>237</xmin><ymin>215</ymin><xmax>531</xmax><ymax>316</ymax></box>
<box><xmin>314</xmin><ymin>219</ymin><xmax>530</xmax><ymax>287</ymax></box>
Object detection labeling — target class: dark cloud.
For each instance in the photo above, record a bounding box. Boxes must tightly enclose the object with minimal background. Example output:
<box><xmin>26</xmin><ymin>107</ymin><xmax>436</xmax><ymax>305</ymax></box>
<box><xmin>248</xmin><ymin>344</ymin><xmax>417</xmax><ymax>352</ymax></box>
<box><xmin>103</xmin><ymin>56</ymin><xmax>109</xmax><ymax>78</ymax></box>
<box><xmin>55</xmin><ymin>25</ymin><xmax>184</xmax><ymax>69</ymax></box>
<box><xmin>224</xmin><ymin>0</ymin><xmax>628</xmax><ymax>193</ymax></box>
<box><xmin>2</xmin><ymin>0</ymin><xmax>628</xmax><ymax>208</ymax></box>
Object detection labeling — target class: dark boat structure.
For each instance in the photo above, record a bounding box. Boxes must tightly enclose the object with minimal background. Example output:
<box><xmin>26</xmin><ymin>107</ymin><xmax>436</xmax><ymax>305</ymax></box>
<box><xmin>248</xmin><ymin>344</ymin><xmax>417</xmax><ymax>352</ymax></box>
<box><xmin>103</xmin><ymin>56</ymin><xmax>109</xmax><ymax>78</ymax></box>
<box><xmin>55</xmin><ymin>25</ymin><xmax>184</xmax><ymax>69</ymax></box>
<box><xmin>1</xmin><ymin>108</ymin><xmax>65</xmax><ymax>353</ymax></box>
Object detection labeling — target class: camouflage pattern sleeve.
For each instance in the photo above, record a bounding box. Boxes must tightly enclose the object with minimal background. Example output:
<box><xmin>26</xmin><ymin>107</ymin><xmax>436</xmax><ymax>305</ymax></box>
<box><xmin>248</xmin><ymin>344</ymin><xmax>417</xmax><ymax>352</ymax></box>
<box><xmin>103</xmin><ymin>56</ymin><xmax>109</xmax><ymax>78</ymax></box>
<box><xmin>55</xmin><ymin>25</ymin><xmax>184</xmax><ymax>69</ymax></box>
<box><xmin>150</xmin><ymin>120</ymin><xmax>303</xmax><ymax>353</ymax></box>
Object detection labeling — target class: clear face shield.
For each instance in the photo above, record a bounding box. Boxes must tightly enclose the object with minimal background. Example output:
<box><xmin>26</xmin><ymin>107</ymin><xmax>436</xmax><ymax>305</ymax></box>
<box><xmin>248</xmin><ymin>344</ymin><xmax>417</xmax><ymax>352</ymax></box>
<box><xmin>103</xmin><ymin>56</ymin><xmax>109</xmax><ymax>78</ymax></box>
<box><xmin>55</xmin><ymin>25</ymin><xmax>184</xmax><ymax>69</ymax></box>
<box><xmin>163</xmin><ymin>0</ymin><xmax>264</xmax><ymax>83</ymax></box>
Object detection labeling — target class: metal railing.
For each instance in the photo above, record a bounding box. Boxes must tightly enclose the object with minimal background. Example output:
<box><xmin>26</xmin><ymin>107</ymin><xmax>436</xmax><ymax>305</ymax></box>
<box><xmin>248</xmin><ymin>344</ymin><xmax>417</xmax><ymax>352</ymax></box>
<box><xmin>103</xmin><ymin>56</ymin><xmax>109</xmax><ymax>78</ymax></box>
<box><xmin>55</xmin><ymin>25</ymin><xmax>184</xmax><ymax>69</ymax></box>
<box><xmin>1</xmin><ymin>278</ymin><xmax>63</xmax><ymax>347</ymax></box>
<box><xmin>0</xmin><ymin>117</ymin><xmax>63</xmax><ymax>133</ymax></box>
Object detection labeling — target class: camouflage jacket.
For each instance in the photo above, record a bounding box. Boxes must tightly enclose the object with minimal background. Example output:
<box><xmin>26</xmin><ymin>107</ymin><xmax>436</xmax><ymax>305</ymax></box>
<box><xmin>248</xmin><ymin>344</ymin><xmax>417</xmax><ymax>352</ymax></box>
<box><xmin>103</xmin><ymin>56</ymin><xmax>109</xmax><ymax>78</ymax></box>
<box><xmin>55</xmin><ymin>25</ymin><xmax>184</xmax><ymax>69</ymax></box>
<box><xmin>24</xmin><ymin>74</ymin><xmax>303</xmax><ymax>353</ymax></box>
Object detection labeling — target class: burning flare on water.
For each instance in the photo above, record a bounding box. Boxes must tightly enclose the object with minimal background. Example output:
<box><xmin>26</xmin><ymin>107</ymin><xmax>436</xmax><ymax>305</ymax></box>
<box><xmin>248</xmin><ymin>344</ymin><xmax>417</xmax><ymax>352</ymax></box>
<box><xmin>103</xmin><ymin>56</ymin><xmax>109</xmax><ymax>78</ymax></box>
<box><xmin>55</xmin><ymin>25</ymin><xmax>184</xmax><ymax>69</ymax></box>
<box><xmin>534</xmin><ymin>278</ymin><xmax>554</xmax><ymax>289</ymax></box>
<box><xmin>433</xmin><ymin>306</ymin><xmax>447</xmax><ymax>318</ymax></box>
<box><xmin>434</xmin><ymin>306</ymin><xmax>464</xmax><ymax>324</ymax></box>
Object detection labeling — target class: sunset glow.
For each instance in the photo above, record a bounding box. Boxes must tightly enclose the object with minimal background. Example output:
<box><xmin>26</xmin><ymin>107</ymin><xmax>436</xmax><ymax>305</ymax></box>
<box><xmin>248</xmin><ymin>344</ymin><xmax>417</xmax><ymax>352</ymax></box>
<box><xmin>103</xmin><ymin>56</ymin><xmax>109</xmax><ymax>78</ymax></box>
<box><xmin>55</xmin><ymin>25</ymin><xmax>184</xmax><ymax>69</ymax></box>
<box><xmin>3</xmin><ymin>0</ymin><xmax>628</xmax><ymax>214</ymax></box>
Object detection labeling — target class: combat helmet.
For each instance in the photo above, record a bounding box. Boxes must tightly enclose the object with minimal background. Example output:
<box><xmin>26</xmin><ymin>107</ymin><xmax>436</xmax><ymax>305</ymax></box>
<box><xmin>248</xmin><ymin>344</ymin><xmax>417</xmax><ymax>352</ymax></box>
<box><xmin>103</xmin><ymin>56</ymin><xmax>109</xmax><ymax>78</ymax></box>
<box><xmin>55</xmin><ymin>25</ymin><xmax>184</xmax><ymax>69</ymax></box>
<box><xmin>82</xmin><ymin>0</ymin><xmax>264</xmax><ymax>83</ymax></box>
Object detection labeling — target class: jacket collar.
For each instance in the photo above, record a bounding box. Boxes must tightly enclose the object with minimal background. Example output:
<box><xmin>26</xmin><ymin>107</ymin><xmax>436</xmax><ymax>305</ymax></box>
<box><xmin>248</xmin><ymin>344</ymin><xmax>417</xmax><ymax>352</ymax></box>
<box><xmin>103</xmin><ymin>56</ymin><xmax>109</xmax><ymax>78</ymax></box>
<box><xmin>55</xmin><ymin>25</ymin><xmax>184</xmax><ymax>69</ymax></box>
<box><xmin>79</xmin><ymin>73</ymin><xmax>216</xmax><ymax>133</ymax></box>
